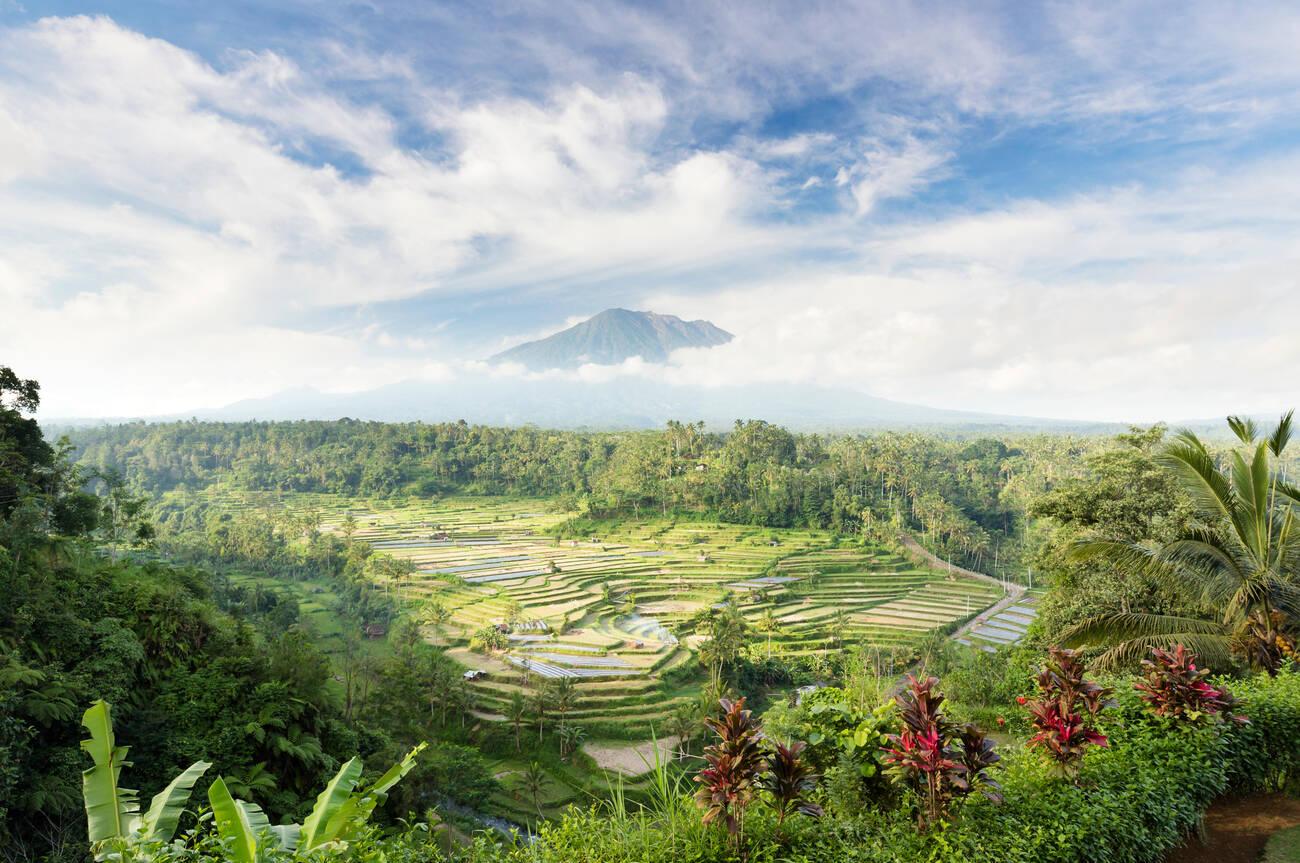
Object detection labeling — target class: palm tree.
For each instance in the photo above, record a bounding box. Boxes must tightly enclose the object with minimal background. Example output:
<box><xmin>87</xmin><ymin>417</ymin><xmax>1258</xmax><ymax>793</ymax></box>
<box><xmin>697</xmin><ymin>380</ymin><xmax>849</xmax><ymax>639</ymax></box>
<box><xmin>549</xmin><ymin>678</ymin><xmax>577</xmax><ymax>738</ymax></box>
<box><xmin>532</xmin><ymin>687</ymin><xmax>550</xmax><ymax>746</ymax></box>
<box><xmin>518</xmin><ymin>762</ymin><xmax>546</xmax><ymax>818</ymax></box>
<box><xmin>830</xmin><ymin>608</ymin><xmax>848</xmax><ymax>650</ymax></box>
<box><xmin>420</xmin><ymin>599</ymin><xmax>452</xmax><ymax>644</ymax></box>
<box><xmin>557</xmin><ymin>723</ymin><xmax>585</xmax><ymax>761</ymax></box>
<box><xmin>507</xmin><ymin>691</ymin><xmax>527</xmax><ymax>753</ymax></box>
<box><xmin>667</xmin><ymin>704</ymin><xmax>698</xmax><ymax>761</ymax></box>
<box><xmin>1065</xmin><ymin>412</ymin><xmax>1300</xmax><ymax>671</ymax></box>
<box><xmin>756</xmin><ymin>609</ymin><xmax>780</xmax><ymax>658</ymax></box>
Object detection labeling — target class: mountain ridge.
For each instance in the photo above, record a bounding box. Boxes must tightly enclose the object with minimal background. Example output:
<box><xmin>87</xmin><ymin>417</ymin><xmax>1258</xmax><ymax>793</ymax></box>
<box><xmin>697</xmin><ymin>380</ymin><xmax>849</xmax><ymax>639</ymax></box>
<box><xmin>41</xmin><ymin>374</ymin><xmax>1127</xmax><ymax>435</ymax></box>
<box><xmin>489</xmin><ymin>308</ymin><xmax>733</xmax><ymax>369</ymax></box>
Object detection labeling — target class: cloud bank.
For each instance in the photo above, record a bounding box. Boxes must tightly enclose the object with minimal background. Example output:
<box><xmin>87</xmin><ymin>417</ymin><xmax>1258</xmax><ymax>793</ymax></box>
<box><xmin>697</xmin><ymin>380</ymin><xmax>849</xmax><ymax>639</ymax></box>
<box><xmin>0</xmin><ymin>4</ymin><xmax>1298</xmax><ymax>421</ymax></box>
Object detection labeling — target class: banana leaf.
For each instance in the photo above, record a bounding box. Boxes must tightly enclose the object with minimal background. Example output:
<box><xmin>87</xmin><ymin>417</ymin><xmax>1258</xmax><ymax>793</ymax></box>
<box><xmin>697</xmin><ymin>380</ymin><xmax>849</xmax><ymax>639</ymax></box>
<box><xmin>299</xmin><ymin>756</ymin><xmax>363</xmax><ymax>850</ymax></box>
<box><xmin>327</xmin><ymin>743</ymin><xmax>428</xmax><ymax>843</ymax></box>
<box><xmin>138</xmin><ymin>760</ymin><xmax>211</xmax><ymax>842</ymax></box>
<box><xmin>207</xmin><ymin>777</ymin><xmax>261</xmax><ymax>863</ymax></box>
<box><xmin>80</xmin><ymin>700</ymin><xmax>139</xmax><ymax>844</ymax></box>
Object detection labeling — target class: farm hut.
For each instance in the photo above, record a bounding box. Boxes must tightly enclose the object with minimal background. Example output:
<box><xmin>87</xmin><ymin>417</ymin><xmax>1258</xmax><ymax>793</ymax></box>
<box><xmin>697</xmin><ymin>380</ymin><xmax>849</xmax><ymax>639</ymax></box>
<box><xmin>363</xmin><ymin>623</ymin><xmax>388</xmax><ymax>639</ymax></box>
<box><xmin>463</xmin><ymin>670</ymin><xmax>487</xmax><ymax>681</ymax></box>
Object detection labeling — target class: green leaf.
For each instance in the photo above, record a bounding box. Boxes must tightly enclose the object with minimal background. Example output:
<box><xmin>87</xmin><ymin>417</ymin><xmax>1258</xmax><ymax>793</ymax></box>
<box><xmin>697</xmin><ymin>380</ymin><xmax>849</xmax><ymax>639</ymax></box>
<box><xmin>80</xmin><ymin>700</ymin><xmax>140</xmax><ymax>844</ymax></box>
<box><xmin>299</xmin><ymin>756</ymin><xmax>363</xmax><ymax>850</ymax></box>
<box><xmin>138</xmin><ymin>760</ymin><xmax>211</xmax><ymax>842</ymax></box>
<box><xmin>207</xmin><ymin>777</ymin><xmax>259</xmax><ymax>863</ymax></box>
<box><xmin>362</xmin><ymin>743</ymin><xmax>427</xmax><ymax>801</ymax></box>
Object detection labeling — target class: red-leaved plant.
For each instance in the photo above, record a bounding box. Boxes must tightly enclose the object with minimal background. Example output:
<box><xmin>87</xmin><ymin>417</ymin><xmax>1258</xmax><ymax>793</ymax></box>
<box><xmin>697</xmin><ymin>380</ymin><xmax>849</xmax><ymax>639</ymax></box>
<box><xmin>759</xmin><ymin>740</ymin><xmax>823</xmax><ymax>841</ymax></box>
<box><xmin>1134</xmin><ymin>644</ymin><xmax>1248</xmax><ymax>724</ymax></box>
<box><xmin>956</xmin><ymin>723</ymin><xmax>1002</xmax><ymax>804</ymax></box>
<box><xmin>695</xmin><ymin>698</ymin><xmax>766</xmax><ymax>854</ymax></box>
<box><xmin>1020</xmin><ymin>647</ymin><xmax>1114</xmax><ymax>780</ymax></box>
<box><xmin>883</xmin><ymin>675</ymin><xmax>1000</xmax><ymax>829</ymax></box>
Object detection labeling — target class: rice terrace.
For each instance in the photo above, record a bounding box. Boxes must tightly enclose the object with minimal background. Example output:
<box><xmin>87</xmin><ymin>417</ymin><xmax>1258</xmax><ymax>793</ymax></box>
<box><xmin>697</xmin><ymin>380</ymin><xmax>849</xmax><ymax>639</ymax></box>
<box><xmin>179</xmin><ymin>488</ymin><xmax>1026</xmax><ymax>820</ymax></box>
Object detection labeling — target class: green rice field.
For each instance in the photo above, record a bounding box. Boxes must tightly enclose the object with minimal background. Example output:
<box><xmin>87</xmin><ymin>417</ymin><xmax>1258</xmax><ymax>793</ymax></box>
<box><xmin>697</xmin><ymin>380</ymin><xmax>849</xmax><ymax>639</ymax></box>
<box><xmin>202</xmin><ymin>492</ymin><xmax>1005</xmax><ymax>742</ymax></box>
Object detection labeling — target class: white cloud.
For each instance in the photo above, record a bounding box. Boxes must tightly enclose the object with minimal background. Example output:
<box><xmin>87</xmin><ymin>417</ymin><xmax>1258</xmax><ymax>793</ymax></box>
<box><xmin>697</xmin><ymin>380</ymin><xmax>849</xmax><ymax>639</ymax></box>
<box><xmin>637</xmin><ymin>155</ymin><xmax>1300</xmax><ymax>422</ymax></box>
<box><xmin>839</xmin><ymin>136</ymin><xmax>951</xmax><ymax>216</ymax></box>
<box><xmin>0</xmin><ymin>16</ymin><xmax>783</xmax><ymax>415</ymax></box>
<box><xmin>3</xmin><ymin>7</ymin><xmax>1300</xmax><ymax>422</ymax></box>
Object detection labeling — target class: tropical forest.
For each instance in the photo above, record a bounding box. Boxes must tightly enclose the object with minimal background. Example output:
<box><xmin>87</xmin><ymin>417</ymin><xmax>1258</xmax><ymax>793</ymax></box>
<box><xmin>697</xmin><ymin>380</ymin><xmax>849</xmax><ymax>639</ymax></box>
<box><xmin>5</xmin><ymin>361</ymin><xmax>1300</xmax><ymax>863</ymax></box>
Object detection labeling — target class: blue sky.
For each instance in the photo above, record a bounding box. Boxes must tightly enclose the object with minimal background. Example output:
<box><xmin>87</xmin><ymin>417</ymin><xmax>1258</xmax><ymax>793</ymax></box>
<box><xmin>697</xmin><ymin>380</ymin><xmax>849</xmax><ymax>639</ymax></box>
<box><xmin>2</xmin><ymin>1</ymin><xmax>1299</xmax><ymax>420</ymax></box>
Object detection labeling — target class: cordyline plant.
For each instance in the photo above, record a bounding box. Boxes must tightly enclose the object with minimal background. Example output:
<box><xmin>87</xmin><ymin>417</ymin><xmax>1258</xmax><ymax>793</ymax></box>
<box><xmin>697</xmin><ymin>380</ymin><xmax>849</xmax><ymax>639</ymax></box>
<box><xmin>1020</xmin><ymin>647</ymin><xmax>1115</xmax><ymax>780</ymax></box>
<box><xmin>695</xmin><ymin>698</ymin><xmax>766</xmax><ymax>855</ymax></box>
<box><xmin>759</xmin><ymin>740</ymin><xmax>823</xmax><ymax>842</ymax></box>
<box><xmin>955</xmin><ymin>723</ymin><xmax>1002</xmax><ymax>804</ymax></box>
<box><xmin>1135</xmin><ymin>644</ymin><xmax>1249</xmax><ymax>724</ymax></box>
<box><xmin>882</xmin><ymin>675</ymin><xmax>1000</xmax><ymax>830</ymax></box>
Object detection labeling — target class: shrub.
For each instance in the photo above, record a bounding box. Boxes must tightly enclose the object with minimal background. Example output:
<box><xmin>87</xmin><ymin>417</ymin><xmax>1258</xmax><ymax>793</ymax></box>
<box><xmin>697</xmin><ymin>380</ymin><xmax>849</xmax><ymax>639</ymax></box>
<box><xmin>1221</xmin><ymin>668</ymin><xmax>1300</xmax><ymax>792</ymax></box>
<box><xmin>762</xmin><ymin>685</ymin><xmax>894</xmax><ymax>806</ymax></box>
<box><xmin>1020</xmin><ymin>647</ymin><xmax>1114</xmax><ymax>779</ymax></box>
<box><xmin>882</xmin><ymin>675</ymin><xmax>999</xmax><ymax>830</ymax></box>
<box><xmin>694</xmin><ymin>698</ymin><xmax>765</xmax><ymax>851</ymax></box>
<box><xmin>1134</xmin><ymin>644</ymin><xmax>1247</xmax><ymax>724</ymax></box>
<box><xmin>760</xmin><ymin>740</ymin><xmax>823</xmax><ymax>840</ymax></box>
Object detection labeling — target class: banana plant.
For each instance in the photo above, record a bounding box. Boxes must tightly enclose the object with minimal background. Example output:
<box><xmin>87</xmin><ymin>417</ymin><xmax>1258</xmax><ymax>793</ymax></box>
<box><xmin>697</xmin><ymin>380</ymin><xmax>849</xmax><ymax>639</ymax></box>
<box><xmin>80</xmin><ymin>700</ymin><xmax>212</xmax><ymax>859</ymax></box>
<box><xmin>299</xmin><ymin>741</ymin><xmax>429</xmax><ymax>851</ymax></box>
<box><xmin>208</xmin><ymin>743</ymin><xmax>428</xmax><ymax>856</ymax></box>
<box><xmin>207</xmin><ymin>776</ymin><xmax>299</xmax><ymax>863</ymax></box>
<box><xmin>82</xmin><ymin>699</ymin><xmax>427</xmax><ymax>859</ymax></box>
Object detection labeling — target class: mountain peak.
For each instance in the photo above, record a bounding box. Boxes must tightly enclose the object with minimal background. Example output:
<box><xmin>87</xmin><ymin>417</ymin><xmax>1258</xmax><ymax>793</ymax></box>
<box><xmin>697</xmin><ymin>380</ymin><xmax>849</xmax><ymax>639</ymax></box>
<box><xmin>489</xmin><ymin>309</ymin><xmax>733</xmax><ymax>369</ymax></box>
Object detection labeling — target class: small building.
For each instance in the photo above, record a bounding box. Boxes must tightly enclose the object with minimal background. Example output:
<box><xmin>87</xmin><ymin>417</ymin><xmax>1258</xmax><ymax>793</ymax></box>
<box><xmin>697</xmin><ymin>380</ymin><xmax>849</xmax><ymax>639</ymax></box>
<box><xmin>363</xmin><ymin>623</ymin><xmax>387</xmax><ymax>639</ymax></box>
<box><xmin>463</xmin><ymin>670</ymin><xmax>487</xmax><ymax>681</ymax></box>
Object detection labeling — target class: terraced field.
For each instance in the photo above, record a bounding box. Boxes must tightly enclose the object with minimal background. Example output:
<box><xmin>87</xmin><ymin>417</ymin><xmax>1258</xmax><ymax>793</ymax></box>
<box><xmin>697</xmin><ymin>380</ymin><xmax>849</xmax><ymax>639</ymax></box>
<box><xmin>957</xmin><ymin>592</ymin><xmax>1043</xmax><ymax>651</ymax></box>
<box><xmin>202</xmin><ymin>492</ymin><xmax>1004</xmax><ymax>735</ymax></box>
<box><xmin>189</xmin><ymin>490</ymin><xmax>1012</xmax><ymax>825</ymax></box>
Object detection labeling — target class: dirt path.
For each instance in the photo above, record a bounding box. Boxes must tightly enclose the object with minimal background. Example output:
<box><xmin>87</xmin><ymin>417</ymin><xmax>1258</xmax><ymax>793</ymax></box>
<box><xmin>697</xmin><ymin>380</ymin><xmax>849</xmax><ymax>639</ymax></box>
<box><xmin>898</xmin><ymin>533</ymin><xmax>1024</xmax><ymax>599</ymax></box>
<box><xmin>1166</xmin><ymin>793</ymin><xmax>1300</xmax><ymax>863</ymax></box>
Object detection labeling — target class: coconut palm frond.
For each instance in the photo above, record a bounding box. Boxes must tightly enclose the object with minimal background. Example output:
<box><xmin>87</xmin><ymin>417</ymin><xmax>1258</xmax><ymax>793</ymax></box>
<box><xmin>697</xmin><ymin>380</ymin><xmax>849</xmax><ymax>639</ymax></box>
<box><xmin>1069</xmin><ymin>539</ymin><xmax>1158</xmax><ymax>570</ymax></box>
<box><xmin>1275</xmin><ymin>480</ymin><xmax>1300</xmax><ymax>508</ymax></box>
<box><xmin>1249</xmin><ymin>443</ymin><xmax>1271</xmax><ymax>525</ymax></box>
<box><xmin>1223</xmin><ymin>579</ymin><xmax>1274</xmax><ymax>626</ymax></box>
<box><xmin>1222</xmin><ymin>451</ymin><xmax>1260</xmax><ymax>557</ymax></box>
<box><xmin>1268</xmin><ymin>410</ymin><xmax>1294</xmax><ymax>458</ymax></box>
<box><xmin>1159</xmin><ymin>434</ymin><xmax>1237</xmax><ymax>523</ymax></box>
<box><xmin>1227</xmin><ymin>415</ymin><xmax>1258</xmax><ymax>445</ymax></box>
<box><xmin>1060</xmin><ymin>612</ymin><xmax>1225</xmax><ymax>647</ymax></box>
<box><xmin>1156</xmin><ymin>534</ymin><xmax>1247</xmax><ymax>584</ymax></box>
<box><xmin>1092</xmin><ymin>632</ymin><xmax>1234</xmax><ymax>673</ymax></box>
<box><xmin>1074</xmin><ymin>538</ymin><xmax>1219</xmax><ymax>607</ymax></box>
<box><xmin>1267</xmin><ymin>578</ymin><xmax>1300</xmax><ymax>617</ymax></box>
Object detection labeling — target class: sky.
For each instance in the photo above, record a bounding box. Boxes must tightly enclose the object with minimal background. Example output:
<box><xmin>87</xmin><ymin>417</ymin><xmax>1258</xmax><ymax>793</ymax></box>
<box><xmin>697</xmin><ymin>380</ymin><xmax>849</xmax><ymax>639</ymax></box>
<box><xmin>2</xmin><ymin>1</ymin><xmax>1299</xmax><ymax>422</ymax></box>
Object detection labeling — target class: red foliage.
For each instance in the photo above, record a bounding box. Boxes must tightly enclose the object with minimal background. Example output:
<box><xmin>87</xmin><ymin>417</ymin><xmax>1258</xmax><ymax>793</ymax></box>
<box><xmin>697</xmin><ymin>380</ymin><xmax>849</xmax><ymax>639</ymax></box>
<box><xmin>1022</xmin><ymin>647</ymin><xmax>1114</xmax><ymax>779</ymax></box>
<box><xmin>883</xmin><ymin>675</ymin><xmax>999</xmax><ymax>829</ymax></box>
<box><xmin>760</xmin><ymin>740</ymin><xmax>823</xmax><ymax>839</ymax></box>
<box><xmin>1134</xmin><ymin>644</ymin><xmax>1248</xmax><ymax>724</ymax></box>
<box><xmin>694</xmin><ymin>698</ymin><xmax>766</xmax><ymax>845</ymax></box>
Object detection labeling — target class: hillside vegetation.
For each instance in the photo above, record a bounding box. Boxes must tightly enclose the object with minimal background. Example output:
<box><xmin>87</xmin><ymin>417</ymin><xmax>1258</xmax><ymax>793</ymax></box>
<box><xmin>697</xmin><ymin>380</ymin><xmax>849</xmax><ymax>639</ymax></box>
<box><xmin>7</xmin><ymin>363</ymin><xmax>1300</xmax><ymax>862</ymax></box>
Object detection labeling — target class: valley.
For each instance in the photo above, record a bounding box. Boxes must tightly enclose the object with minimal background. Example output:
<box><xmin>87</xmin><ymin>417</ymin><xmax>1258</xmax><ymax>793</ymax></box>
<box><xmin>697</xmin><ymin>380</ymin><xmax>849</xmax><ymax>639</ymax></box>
<box><xmin>185</xmin><ymin>489</ymin><xmax>1020</xmax><ymax>824</ymax></box>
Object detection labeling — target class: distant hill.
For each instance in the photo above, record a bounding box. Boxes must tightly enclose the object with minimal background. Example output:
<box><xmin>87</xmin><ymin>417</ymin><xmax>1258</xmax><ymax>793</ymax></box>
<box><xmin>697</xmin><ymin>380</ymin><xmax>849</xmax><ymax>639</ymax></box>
<box><xmin>47</xmin><ymin>373</ymin><xmax>1123</xmax><ymax>434</ymax></box>
<box><xmin>489</xmin><ymin>308</ymin><xmax>733</xmax><ymax>369</ymax></box>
